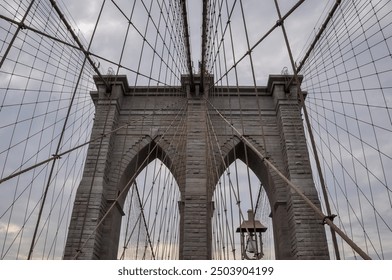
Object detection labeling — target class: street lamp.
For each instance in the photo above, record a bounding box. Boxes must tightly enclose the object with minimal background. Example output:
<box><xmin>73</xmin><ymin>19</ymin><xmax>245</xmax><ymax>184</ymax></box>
<box><xmin>236</xmin><ymin>209</ymin><xmax>267</xmax><ymax>260</ymax></box>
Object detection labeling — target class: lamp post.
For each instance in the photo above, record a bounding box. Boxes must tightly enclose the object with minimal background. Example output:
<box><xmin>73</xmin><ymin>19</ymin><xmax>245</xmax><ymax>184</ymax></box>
<box><xmin>236</xmin><ymin>210</ymin><xmax>267</xmax><ymax>260</ymax></box>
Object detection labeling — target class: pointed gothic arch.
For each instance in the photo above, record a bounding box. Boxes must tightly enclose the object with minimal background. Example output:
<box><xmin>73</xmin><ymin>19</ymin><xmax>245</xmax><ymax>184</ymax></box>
<box><xmin>64</xmin><ymin>74</ymin><xmax>330</xmax><ymax>260</ymax></box>
<box><xmin>98</xmin><ymin>139</ymin><xmax>182</xmax><ymax>259</ymax></box>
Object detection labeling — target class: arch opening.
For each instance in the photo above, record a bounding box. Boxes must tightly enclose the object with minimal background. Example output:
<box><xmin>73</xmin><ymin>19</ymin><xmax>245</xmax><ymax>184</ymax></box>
<box><xmin>212</xmin><ymin>159</ymin><xmax>274</xmax><ymax>260</ymax></box>
<box><xmin>117</xmin><ymin>159</ymin><xmax>181</xmax><ymax>260</ymax></box>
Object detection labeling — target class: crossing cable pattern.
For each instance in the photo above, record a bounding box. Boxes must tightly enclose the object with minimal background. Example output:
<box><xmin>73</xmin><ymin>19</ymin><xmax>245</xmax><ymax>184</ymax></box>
<box><xmin>300</xmin><ymin>0</ymin><xmax>392</xmax><ymax>260</ymax></box>
<box><xmin>202</xmin><ymin>0</ymin><xmax>391</xmax><ymax>260</ymax></box>
<box><xmin>0</xmin><ymin>0</ymin><xmax>189</xmax><ymax>259</ymax></box>
<box><xmin>1</xmin><ymin>0</ymin><xmax>391</xmax><ymax>260</ymax></box>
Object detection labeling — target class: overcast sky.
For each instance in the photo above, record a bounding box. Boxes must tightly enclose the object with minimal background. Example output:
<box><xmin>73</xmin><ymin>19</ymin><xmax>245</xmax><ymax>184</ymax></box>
<box><xmin>0</xmin><ymin>0</ymin><xmax>391</xmax><ymax>260</ymax></box>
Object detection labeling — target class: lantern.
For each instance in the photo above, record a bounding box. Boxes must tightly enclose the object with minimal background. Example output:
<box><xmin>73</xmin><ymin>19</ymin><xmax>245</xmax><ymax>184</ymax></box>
<box><xmin>236</xmin><ymin>209</ymin><xmax>267</xmax><ymax>260</ymax></box>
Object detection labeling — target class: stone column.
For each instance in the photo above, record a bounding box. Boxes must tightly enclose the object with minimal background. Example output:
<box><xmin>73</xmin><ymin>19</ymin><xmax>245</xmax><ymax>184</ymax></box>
<box><xmin>271</xmin><ymin>77</ymin><xmax>329</xmax><ymax>259</ymax></box>
<box><xmin>63</xmin><ymin>76</ymin><xmax>127</xmax><ymax>259</ymax></box>
<box><xmin>179</xmin><ymin>98</ymin><xmax>212</xmax><ymax>259</ymax></box>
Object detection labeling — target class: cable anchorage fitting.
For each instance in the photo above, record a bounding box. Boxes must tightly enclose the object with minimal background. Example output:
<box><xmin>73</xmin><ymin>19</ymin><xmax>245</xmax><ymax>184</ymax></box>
<box><xmin>18</xmin><ymin>22</ymin><xmax>26</xmax><ymax>30</ymax></box>
<box><xmin>52</xmin><ymin>154</ymin><xmax>61</xmax><ymax>160</ymax></box>
<box><xmin>321</xmin><ymin>214</ymin><xmax>337</xmax><ymax>225</ymax></box>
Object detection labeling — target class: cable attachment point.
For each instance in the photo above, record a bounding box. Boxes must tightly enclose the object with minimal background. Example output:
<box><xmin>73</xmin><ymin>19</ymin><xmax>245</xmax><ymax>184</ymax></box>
<box><xmin>52</xmin><ymin>154</ymin><xmax>61</xmax><ymax>159</ymax></box>
<box><xmin>18</xmin><ymin>22</ymin><xmax>26</xmax><ymax>30</ymax></box>
<box><xmin>276</xmin><ymin>19</ymin><xmax>283</xmax><ymax>26</ymax></box>
<box><xmin>321</xmin><ymin>214</ymin><xmax>337</xmax><ymax>225</ymax></box>
<box><xmin>260</xmin><ymin>156</ymin><xmax>270</xmax><ymax>162</ymax></box>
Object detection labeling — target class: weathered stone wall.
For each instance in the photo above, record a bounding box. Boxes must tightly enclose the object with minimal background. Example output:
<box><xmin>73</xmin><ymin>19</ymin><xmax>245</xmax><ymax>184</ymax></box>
<box><xmin>64</xmin><ymin>75</ymin><xmax>329</xmax><ymax>260</ymax></box>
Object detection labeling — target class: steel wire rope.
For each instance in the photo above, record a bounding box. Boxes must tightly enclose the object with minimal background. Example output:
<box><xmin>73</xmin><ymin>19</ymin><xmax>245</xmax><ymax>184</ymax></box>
<box><xmin>346</xmin><ymin>2</ymin><xmax>391</xmax><ymax>258</ymax></box>
<box><xmin>135</xmin><ymin>1</ymin><xmax>162</xmax><ymax>259</ymax></box>
<box><xmin>205</xmin><ymin>101</ymin><xmax>266</xmax><ymax>259</ymax></box>
<box><xmin>299</xmin><ymin>0</ymin><xmax>390</xmax><ymax>82</ymax></box>
<box><xmin>120</xmin><ymin>152</ymin><xmax>182</xmax><ymax>260</ymax></box>
<box><xmin>0</xmin><ymin>98</ymin><xmax>185</xmax><ymax>186</ymax></box>
<box><xmin>13</xmin><ymin>9</ymin><xmax>78</xmax><ymax>259</ymax></box>
<box><xmin>148</xmin><ymin>0</ymin><xmax>192</xmax><ymax>256</ymax></box>
<box><xmin>112</xmin><ymin>0</ymin><xmax>186</xmax><ymax>259</ymax></box>
<box><xmin>29</xmin><ymin>130</ymin><xmax>94</xmax><ymax>259</ymax></box>
<box><xmin>206</xmin><ymin>106</ymin><xmax>227</xmax><ymax>259</ymax></box>
<box><xmin>0</xmin><ymin>0</ymin><xmax>96</xmax><ymax>260</ymax></box>
<box><xmin>0</xmin><ymin>12</ymin><xmax>184</xmax><ymax>90</ymax></box>
<box><xmin>0</xmin><ymin>0</ymin><xmax>36</xmax><ymax>69</ymax></box>
<box><xmin>217</xmin><ymin>0</ymin><xmax>239</xmax><ymax>259</ymax></box>
<box><xmin>273</xmin><ymin>0</ymin><xmax>342</xmax><ymax>259</ymax></box>
<box><xmin>139</xmin><ymin>160</ymin><xmax>164</xmax><ymax>260</ymax></box>
<box><xmin>119</xmin><ymin>182</ymin><xmax>137</xmax><ymax>260</ymax></box>
<box><xmin>300</xmin><ymin>0</ymin><xmax>390</xmax><ymax>258</ymax></box>
<box><xmin>206</xmin><ymin>108</ymin><xmax>237</xmax><ymax>259</ymax></box>
<box><xmin>151</xmin><ymin>169</ymin><xmax>174</xmax><ymax>259</ymax></box>
<box><xmin>209</xmin><ymin>114</ymin><xmax>231</xmax><ymax>260</ymax></box>
<box><xmin>313</xmin><ymin>27</ymin><xmax>356</xmax><ymax>259</ymax></box>
<box><xmin>309</xmin><ymin>96</ymin><xmax>392</xmax><ymax>116</ymax></box>
<box><xmin>221</xmin><ymin>0</ymin><xmax>246</xmax><ymax>257</ymax></box>
<box><xmin>45</xmin><ymin>141</ymin><xmax>92</xmax><ymax>259</ymax></box>
<box><xmin>160</xmin><ymin>174</ymin><xmax>180</xmax><ymax>259</ymax></box>
<box><xmin>0</xmin><ymin>86</ymin><xmax>94</xmax><ymax>258</ymax></box>
<box><xmin>71</xmin><ymin>99</ymin><xmax>187</xmax><ymax>259</ymax></box>
<box><xmin>103</xmin><ymin>0</ymin><xmax>138</xmax><ymax>257</ymax></box>
<box><xmin>296</xmin><ymin>0</ymin><xmax>334</xmax><ymax>66</ymax></box>
<box><xmin>205</xmin><ymin>0</ymin><xmax>224</xmax><ymax>259</ymax></box>
<box><xmin>148</xmin><ymin>133</ymin><xmax>184</xmax><ymax>259</ymax></box>
<box><xmin>305</xmin><ymin>98</ymin><xmax>392</xmax><ymax>230</ymax></box>
<box><xmin>0</xmin><ymin>100</ymin><xmax>94</xmax><ymax>189</ymax></box>
<box><xmin>305</xmin><ymin>100</ymin><xmax>392</xmax><ymax>165</ymax></box>
<box><xmin>204</xmin><ymin>0</ymin><xmax>237</xmax><ymax>80</ymax></box>
<box><xmin>210</xmin><ymin>0</ymin><xmax>306</xmax><ymax>87</ymax></box>
<box><xmin>72</xmin><ymin>0</ymin><xmax>184</xmax><ymax>258</ymax></box>
<box><xmin>105</xmin><ymin>1</ymin><xmax>151</xmax><ymax>260</ymax></box>
<box><xmin>133</xmin><ymin>180</ymin><xmax>156</xmax><ymax>260</ymax></box>
<box><xmin>206</xmin><ymin>97</ymin><xmax>372</xmax><ymax>259</ymax></box>
<box><xmin>128</xmin><ymin>0</ymin><xmax>164</xmax><ymax>259</ymax></box>
<box><xmin>206</xmin><ymin>107</ymin><xmax>260</xmax><ymax>259</ymax></box>
<box><xmin>109</xmin><ymin>0</ymin><xmax>185</xmax><ymax>85</ymax></box>
<box><xmin>0</xmin><ymin>2</ymin><xmax>56</xmax><ymax>259</ymax></box>
<box><xmin>313</xmin><ymin>31</ymin><xmax>359</xmax><ymax>259</ymax></box>
<box><xmin>38</xmin><ymin>75</ymin><xmax>94</xmax><ymax>260</ymax></box>
<box><xmin>46</xmin><ymin>0</ymin><xmax>109</xmax><ymax>258</ymax></box>
<box><xmin>0</xmin><ymin>0</ymin><xmax>26</xmax><ymax>22</ymax></box>
<box><xmin>238</xmin><ymin>0</ymin><xmax>268</xmax><ymax>151</ymax></box>
<box><xmin>221</xmin><ymin>0</ymin><xmax>257</xmax><ymax>258</ymax></box>
<box><xmin>237</xmin><ymin>0</ymin><xmax>272</xmax><ymax>255</ymax></box>
<box><xmin>0</xmin><ymin>29</ymin><xmax>93</xmax><ymax>88</ymax></box>
<box><xmin>0</xmin><ymin>164</ymin><xmax>49</xmax><ymax>259</ymax></box>
<box><xmin>304</xmin><ymin>102</ymin><xmax>392</xmax><ymax>233</ymax></box>
<box><xmin>144</xmin><ymin>119</ymin><xmax>186</xmax><ymax>259</ymax></box>
<box><xmin>303</xmin><ymin>109</ymin><xmax>385</xmax><ymax>259</ymax></box>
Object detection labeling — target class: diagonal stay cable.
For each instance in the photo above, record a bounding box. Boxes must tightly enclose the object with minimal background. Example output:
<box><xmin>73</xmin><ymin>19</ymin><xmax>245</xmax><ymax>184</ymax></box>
<box><xmin>0</xmin><ymin>98</ymin><xmax>185</xmax><ymax>186</ymax></box>
<box><xmin>133</xmin><ymin>180</ymin><xmax>156</xmax><ymax>260</ymax></box>
<box><xmin>0</xmin><ymin>0</ymin><xmax>36</xmax><ymax>69</ymax></box>
<box><xmin>47</xmin><ymin>0</ymin><xmax>110</xmax><ymax>91</ymax></box>
<box><xmin>210</xmin><ymin>0</ymin><xmax>305</xmax><ymax>87</ymax></box>
<box><xmin>273</xmin><ymin>0</ymin><xmax>341</xmax><ymax>260</ymax></box>
<box><xmin>72</xmin><ymin>100</ymin><xmax>187</xmax><ymax>259</ymax></box>
<box><xmin>206</xmin><ymin>97</ymin><xmax>372</xmax><ymax>260</ymax></box>
<box><xmin>26</xmin><ymin>0</ymin><xmax>109</xmax><ymax>260</ymax></box>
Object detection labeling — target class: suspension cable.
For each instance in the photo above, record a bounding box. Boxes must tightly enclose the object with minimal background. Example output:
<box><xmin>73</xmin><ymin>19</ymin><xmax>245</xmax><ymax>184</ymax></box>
<box><xmin>206</xmin><ymin>98</ymin><xmax>371</xmax><ymax>260</ymax></box>
<box><xmin>273</xmin><ymin>0</ymin><xmax>341</xmax><ymax>260</ymax></box>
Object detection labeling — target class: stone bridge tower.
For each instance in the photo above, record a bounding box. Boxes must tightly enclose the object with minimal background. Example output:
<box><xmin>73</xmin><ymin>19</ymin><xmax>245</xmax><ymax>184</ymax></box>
<box><xmin>63</xmin><ymin>74</ymin><xmax>329</xmax><ymax>260</ymax></box>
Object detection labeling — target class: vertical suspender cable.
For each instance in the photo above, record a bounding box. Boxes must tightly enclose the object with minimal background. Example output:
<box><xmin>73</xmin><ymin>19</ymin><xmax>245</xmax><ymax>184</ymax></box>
<box><xmin>27</xmin><ymin>0</ymin><xmax>108</xmax><ymax>260</ymax></box>
<box><xmin>0</xmin><ymin>0</ymin><xmax>36</xmax><ymax>69</ymax></box>
<box><xmin>273</xmin><ymin>0</ymin><xmax>342</xmax><ymax>260</ymax></box>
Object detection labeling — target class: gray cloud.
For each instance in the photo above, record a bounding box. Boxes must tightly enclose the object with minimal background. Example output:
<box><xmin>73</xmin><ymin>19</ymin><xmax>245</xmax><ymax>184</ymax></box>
<box><xmin>0</xmin><ymin>0</ymin><xmax>391</xmax><ymax>260</ymax></box>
